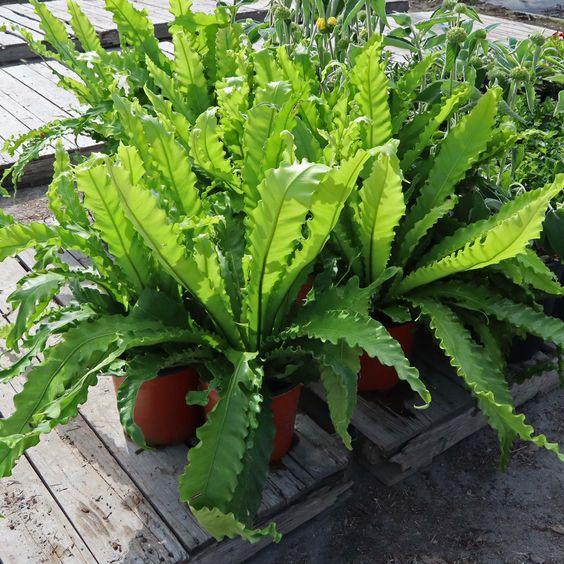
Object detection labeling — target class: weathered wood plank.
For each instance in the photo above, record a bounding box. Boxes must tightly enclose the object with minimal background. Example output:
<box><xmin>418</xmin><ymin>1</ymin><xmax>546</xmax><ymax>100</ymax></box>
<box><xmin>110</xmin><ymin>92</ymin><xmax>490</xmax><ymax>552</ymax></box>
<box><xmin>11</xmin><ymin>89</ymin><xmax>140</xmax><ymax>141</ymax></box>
<box><xmin>193</xmin><ymin>480</ymin><xmax>352</xmax><ymax>564</ymax></box>
<box><xmin>80</xmin><ymin>378</ymin><xmax>350</xmax><ymax>553</ymax></box>
<box><xmin>307</xmin><ymin>333</ymin><xmax>474</xmax><ymax>457</ymax></box>
<box><xmin>0</xmin><ymin>456</ymin><xmax>96</xmax><ymax>564</ymax></box>
<box><xmin>0</xmin><ymin>0</ymin><xmax>270</xmax><ymax>65</ymax></box>
<box><xmin>0</xmin><ymin>370</ymin><xmax>189</xmax><ymax>563</ymax></box>
<box><xmin>0</xmin><ymin>265</ymin><xmax>188</xmax><ymax>563</ymax></box>
<box><xmin>78</xmin><ymin>378</ymin><xmax>211</xmax><ymax>551</ymax></box>
<box><xmin>385</xmin><ymin>354</ymin><xmax>560</xmax><ymax>474</ymax></box>
<box><xmin>305</xmin><ymin>322</ymin><xmax>561</xmax><ymax>486</ymax></box>
<box><xmin>0</xmin><ymin>256</ymin><xmax>27</xmax><ymax>313</ymax></box>
<box><xmin>0</xmin><ymin>315</ymin><xmax>95</xmax><ymax>564</ymax></box>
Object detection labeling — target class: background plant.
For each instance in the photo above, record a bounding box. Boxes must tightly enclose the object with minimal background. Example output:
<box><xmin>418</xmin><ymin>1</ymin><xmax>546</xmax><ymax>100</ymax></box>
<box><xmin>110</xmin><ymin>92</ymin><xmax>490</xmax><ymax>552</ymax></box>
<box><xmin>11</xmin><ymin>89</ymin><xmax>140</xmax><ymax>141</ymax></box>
<box><xmin>313</xmin><ymin>36</ymin><xmax>564</xmax><ymax>466</ymax></box>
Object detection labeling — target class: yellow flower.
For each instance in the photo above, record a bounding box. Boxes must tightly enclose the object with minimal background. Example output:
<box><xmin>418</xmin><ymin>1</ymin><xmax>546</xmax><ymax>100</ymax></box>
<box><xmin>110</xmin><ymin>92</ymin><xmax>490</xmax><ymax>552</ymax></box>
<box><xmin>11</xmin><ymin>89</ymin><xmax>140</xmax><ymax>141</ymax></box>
<box><xmin>327</xmin><ymin>16</ymin><xmax>337</xmax><ymax>28</ymax></box>
<box><xmin>316</xmin><ymin>17</ymin><xmax>327</xmax><ymax>31</ymax></box>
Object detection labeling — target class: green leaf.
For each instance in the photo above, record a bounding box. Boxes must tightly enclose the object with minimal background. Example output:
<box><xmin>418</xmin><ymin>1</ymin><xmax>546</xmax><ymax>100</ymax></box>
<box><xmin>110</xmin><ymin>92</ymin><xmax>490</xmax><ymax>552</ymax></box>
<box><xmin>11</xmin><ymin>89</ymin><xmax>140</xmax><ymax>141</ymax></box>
<box><xmin>116</xmin><ymin>353</ymin><xmax>162</xmax><ymax>449</ymax></box>
<box><xmin>253</xmin><ymin>48</ymin><xmax>284</xmax><ymax>88</ymax></box>
<box><xmin>144</xmin><ymin>87</ymin><xmax>193</xmax><ymax>148</ymax></box>
<box><xmin>394</xmin><ymin>196</ymin><xmax>458</xmax><ymax>268</ymax></box>
<box><xmin>146</xmin><ymin>57</ymin><xmax>192</xmax><ymax>119</ymax></box>
<box><xmin>141</xmin><ymin>115</ymin><xmax>201</xmax><ymax>220</ymax></box>
<box><xmin>265</xmin><ymin>151</ymin><xmax>370</xmax><ymax>334</ymax></box>
<box><xmin>189</xmin><ymin>506</ymin><xmax>280</xmax><ymax>544</ymax></box>
<box><xmin>422</xmin><ymin>281</ymin><xmax>564</xmax><ymax>348</ymax></box>
<box><xmin>495</xmin><ymin>250</ymin><xmax>563</xmax><ymax>296</ymax></box>
<box><xmin>400</xmin><ymin>84</ymin><xmax>472</xmax><ymax>170</ymax></box>
<box><xmin>350</xmin><ymin>35</ymin><xmax>392</xmax><ymax>149</ymax></box>
<box><xmin>401</xmin><ymin>88</ymin><xmax>500</xmax><ymax>238</ymax></box>
<box><xmin>243</xmin><ymin>161</ymin><xmax>329</xmax><ymax>348</ymax></box>
<box><xmin>226</xmin><ymin>402</ymin><xmax>275</xmax><ymax>525</ymax></box>
<box><xmin>316</xmin><ymin>343</ymin><xmax>360</xmax><ymax>450</ymax></box>
<box><xmin>0</xmin><ymin>317</ymin><xmax>122</xmax><ymax>477</ymax></box>
<box><xmin>0</xmin><ymin>315</ymin><xmax>207</xmax><ymax>477</ymax></box>
<box><xmin>109</xmin><ymin>152</ymin><xmax>241</xmax><ymax>347</ymax></box>
<box><xmin>396</xmin><ymin>175</ymin><xmax>563</xmax><ymax>295</ymax></box>
<box><xmin>289</xmin><ymin>282</ymin><xmax>430</xmax><ymax>406</ymax></box>
<box><xmin>241</xmin><ymin>82</ymin><xmax>294</xmax><ymax>209</ymax></box>
<box><xmin>419</xmin><ymin>176</ymin><xmax>564</xmax><ymax>266</ymax></box>
<box><xmin>105</xmin><ymin>0</ymin><xmax>164</xmax><ymax>65</ymax></box>
<box><xmin>0</xmin><ymin>222</ymin><xmax>113</xmax><ymax>277</ymax></box>
<box><xmin>0</xmin><ymin>306</ymin><xmax>97</xmax><ymax>385</ymax></box>
<box><xmin>413</xmin><ymin>297</ymin><xmax>564</xmax><ymax>466</ymax></box>
<box><xmin>67</xmin><ymin>0</ymin><xmax>103</xmax><ymax>54</ymax></box>
<box><xmin>391</xmin><ymin>53</ymin><xmax>439</xmax><ymax>134</ymax></box>
<box><xmin>172</xmin><ymin>29</ymin><xmax>210</xmax><ymax>117</ymax></box>
<box><xmin>7</xmin><ymin>272</ymin><xmax>65</xmax><ymax>349</ymax></box>
<box><xmin>357</xmin><ymin>141</ymin><xmax>405</xmax><ymax>282</ymax></box>
<box><xmin>189</xmin><ymin>108</ymin><xmax>237</xmax><ymax>188</ymax></box>
<box><xmin>179</xmin><ymin>351</ymin><xmax>279</xmax><ymax>541</ymax></box>
<box><xmin>30</xmin><ymin>0</ymin><xmax>78</xmax><ymax>62</ymax></box>
<box><xmin>77</xmin><ymin>161</ymin><xmax>152</xmax><ymax>294</ymax></box>
<box><xmin>47</xmin><ymin>141</ymin><xmax>90</xmax><ymax>229</ymax></box>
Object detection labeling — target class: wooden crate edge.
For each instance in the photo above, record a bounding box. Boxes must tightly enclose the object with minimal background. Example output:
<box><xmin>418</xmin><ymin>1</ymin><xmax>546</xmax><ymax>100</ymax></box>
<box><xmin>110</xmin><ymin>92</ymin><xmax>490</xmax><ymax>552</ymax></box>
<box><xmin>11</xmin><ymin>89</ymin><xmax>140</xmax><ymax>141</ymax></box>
<box><xmin>192</xmin><ymin>477</ymin><xmax>352</xmax><ymax>563</ymax></box>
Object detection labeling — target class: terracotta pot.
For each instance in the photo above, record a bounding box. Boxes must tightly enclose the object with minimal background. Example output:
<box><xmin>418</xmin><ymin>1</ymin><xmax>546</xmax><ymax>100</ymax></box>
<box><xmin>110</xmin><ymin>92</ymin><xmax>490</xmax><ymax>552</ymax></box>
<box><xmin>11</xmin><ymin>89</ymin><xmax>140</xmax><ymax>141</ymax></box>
<box><xmin>205</xmin><ymin>385</ymin><xmax>302</xmax><ymax>462</ymax></box>
<box><xmin>113</xmin><ymin>366</ymin><xmax>203</xmax><ymax>446</ymax></box>
<box><xmin>358</xmin><ymin>323</ymin><xmax>416</xmax><ymax>392</ymax></box>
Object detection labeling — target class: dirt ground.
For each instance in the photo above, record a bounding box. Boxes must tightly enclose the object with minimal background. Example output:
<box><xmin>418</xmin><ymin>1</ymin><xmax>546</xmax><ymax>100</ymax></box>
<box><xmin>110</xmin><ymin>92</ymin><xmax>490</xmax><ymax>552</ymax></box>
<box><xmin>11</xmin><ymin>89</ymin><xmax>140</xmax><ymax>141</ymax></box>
<box><xmin>0</xmin><ymin>184</ymin><xmax>52</xmax><ymax>223</ymax></box>
<box><xmin>253</xmin><ymin>388</ymin><xmax>564</xmax><ymax>564</ymax></box>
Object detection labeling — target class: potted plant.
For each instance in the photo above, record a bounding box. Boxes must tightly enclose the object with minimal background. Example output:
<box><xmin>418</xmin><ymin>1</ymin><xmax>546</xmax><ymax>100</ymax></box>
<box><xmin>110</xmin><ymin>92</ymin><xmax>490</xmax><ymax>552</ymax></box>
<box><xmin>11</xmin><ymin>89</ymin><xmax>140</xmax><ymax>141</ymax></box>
<box><xmin>317</xmin><ymin>36</ymin><xmax>564</xmax><ymax>465</ymax></box>
<box><xmin>0</xmin><ymin>9</ymin><xmax>435</xmax><ymax>538</ymax></box>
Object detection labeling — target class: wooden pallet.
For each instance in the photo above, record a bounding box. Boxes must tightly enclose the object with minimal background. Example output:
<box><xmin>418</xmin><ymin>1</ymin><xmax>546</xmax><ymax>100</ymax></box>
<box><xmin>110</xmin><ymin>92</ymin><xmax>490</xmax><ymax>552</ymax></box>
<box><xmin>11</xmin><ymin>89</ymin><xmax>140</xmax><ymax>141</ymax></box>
<box><xmin>0</xmin><ymin>251</ymin><xmax>351</xmax><ymax>563</ymax></box>
<box><xmin>305</xmin><ymin>332</ymin><xmax>561</xmax><ymax>486</ymax></box>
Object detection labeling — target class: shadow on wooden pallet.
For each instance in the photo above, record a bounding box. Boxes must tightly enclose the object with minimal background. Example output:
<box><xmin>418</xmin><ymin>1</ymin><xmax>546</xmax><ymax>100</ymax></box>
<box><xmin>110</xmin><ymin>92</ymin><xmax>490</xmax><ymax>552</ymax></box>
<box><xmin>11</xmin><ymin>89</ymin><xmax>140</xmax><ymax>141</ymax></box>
<box><xmin>302</xmin><ymin>331</ymin><xmax>561</xmax><ymax>486</ymax></box>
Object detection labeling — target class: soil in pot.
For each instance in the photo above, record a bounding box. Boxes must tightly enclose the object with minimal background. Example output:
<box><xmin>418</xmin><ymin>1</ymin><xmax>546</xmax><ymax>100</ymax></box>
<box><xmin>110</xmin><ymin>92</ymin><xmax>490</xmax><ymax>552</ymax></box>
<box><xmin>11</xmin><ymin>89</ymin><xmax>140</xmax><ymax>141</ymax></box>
<box><xmin>358</xmin><ymin>323</ymin><xmax>416</xmax><ymax>392</ymax></box>
<box><xmin>205</xmin><ymin>383</ymin><xmax>302</xmax><ymax>462</ymax></box>
<box><xmin>113</xmin><ymin>366</ymin><xmax>203</xmax><ymax>446</ymax></box>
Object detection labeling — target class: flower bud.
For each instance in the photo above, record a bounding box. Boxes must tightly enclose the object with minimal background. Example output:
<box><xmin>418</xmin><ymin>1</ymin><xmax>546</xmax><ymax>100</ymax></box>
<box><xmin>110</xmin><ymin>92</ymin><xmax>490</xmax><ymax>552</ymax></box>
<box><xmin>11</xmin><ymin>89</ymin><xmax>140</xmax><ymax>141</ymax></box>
<box><xmin>273</xmin><ymin>5</ymin><xmax>292</xmax><ymax>21</ymax></box>
<box><xmin>447</xmin><ymin>26</ymin><xmax>468</xmax><ymax>45</ymax></box>
<box><xmin>442</xmin><ymin>0</ymin><xmax>458</xmax><ymax>9</ymax></box>
<box><xmin>509</xmin><ymin>65</ymin><xmax>530</xmax><ymax>82</ymax></box>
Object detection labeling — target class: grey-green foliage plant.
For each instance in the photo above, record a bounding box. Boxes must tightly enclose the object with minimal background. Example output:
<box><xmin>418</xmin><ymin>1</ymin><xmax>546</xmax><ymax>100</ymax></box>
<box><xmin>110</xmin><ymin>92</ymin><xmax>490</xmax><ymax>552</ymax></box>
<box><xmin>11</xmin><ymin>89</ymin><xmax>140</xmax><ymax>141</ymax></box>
<box><xmin>0</xmin><ymin>8</ymin><xmax>431</xmax><ymax>541</ymax></box>
<box><xmin>321</xmin><ymin>35</ymin><xmax>564</xmax><ymax>465</ymax></box>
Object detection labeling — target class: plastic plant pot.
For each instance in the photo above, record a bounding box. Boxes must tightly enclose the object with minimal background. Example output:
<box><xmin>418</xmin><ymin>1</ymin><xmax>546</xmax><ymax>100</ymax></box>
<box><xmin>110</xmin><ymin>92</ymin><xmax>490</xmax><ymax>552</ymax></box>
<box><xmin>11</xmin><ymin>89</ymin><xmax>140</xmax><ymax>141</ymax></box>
<box><xmin>205</xmin><ymin>384</ymin><xmax>302</xmax><ymax>462</ymax></box>
<box><xmin>358</xmin><ymin>323</ymin><xmax>416</xmax><ymax>392</ymax></box>
<box><xmin>113</xmin><ymin>366</ymin><xmax>203</xmax><ymax>446</ymax></box>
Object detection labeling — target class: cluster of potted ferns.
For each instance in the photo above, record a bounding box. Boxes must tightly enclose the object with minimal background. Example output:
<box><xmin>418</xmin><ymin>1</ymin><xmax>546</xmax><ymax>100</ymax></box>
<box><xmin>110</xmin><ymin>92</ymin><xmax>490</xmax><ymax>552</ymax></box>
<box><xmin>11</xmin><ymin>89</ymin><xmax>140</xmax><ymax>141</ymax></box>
<box><xmin>0</xmin><ymin>0</ymin><xmax>563</xmax><ymax>544</ymax></box>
